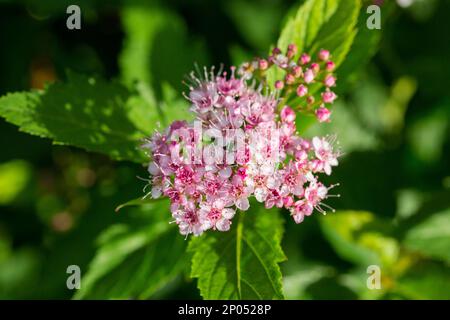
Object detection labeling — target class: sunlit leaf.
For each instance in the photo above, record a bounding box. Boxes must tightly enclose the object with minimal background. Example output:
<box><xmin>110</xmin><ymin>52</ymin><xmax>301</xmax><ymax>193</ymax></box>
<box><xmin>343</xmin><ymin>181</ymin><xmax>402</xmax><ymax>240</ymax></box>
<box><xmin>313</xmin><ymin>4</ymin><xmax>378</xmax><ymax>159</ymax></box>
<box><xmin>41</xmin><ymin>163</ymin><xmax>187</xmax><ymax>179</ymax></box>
<box><xmin>403</xmin><ymin>208</ymin><xmax>450</xmax><ymax>264</ymax></box>
<box><xmin>0</xmin><ymin>73</ymin><xmax>158</xmax><ymax>163</ymax></box>
<box><xmin>189</xmin><ymin>205</ymin><xmax>286</xmax><ymax>300</ymax></box>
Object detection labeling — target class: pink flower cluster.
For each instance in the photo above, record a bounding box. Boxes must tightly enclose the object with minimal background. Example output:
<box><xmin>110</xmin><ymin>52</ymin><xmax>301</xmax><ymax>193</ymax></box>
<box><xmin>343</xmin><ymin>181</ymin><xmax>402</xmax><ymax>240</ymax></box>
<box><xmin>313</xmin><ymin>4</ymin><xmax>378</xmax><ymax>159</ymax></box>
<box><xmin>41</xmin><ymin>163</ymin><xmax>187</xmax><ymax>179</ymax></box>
<box><xmin>143</xmin><ymin>45</ymin><xmax>340</xmax><ymax>237</ymax></box>
<box><xmin>238</xmin><ymin>46</ymin><xmax>338</xmax><ymax>123</ymax></box>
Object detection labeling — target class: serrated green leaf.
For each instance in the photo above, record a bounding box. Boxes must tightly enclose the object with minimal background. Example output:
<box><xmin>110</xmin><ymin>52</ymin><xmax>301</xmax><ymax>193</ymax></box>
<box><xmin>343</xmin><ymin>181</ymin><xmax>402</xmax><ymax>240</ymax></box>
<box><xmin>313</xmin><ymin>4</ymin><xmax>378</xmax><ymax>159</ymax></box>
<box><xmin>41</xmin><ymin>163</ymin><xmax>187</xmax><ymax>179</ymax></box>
<box><xmin>0</xmin><ymin>73</ymin><xmax>159</xmax><ymax>163</ymax></box>
<box><xmin>270</xmin><ymin>0</ymin><xmax>360</xmax><ymax>85</ymax></box>
<box><xmin>75</xmin><ymin>203</ymin><xmax>188</xmax><ymax>299</ymax></box>
<box><xmin>403</xmin><ymin>208</ymin><xmax>450</xmax><ymax>264</ymax></box>
<box><xmin>268</xmin><ymin>0</ymin><xmax>360</xmax><ymax>134</ymax></box>
<box><xmin>189</xmin><ymin>206</ymin><xmax>286</xmax><ymax>300</ymax></box>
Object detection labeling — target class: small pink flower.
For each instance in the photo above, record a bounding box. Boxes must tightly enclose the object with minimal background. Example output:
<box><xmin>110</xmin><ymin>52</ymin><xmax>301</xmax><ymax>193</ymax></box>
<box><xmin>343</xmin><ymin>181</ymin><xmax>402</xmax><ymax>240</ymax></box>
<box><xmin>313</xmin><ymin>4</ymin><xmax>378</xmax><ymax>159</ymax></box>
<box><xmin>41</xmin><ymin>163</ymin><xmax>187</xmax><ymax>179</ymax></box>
<box><xmin>291</xmin><ymin>200</ymin><xmax>313</xmax><ymax>224</ymax></box>
<box><xmin>292</xmin><ymin>65</ymin><xmax>302</xmax><ymax>77</ymax></box>
<box><xmin>312</xmin><ymin>137</ymin><xmax>339</xmax><ymax>175</ymax></box>
<box><xmin>189</xmin><ymin>82</ymin><xmax>218</xmax><ymax>113</ymax></box>
<box><xmin>325</xmin><ymin>61</ymin><xmax>335</xmax><ymax>71</ymax></box>
<box><xmin>282</xmin><ymin>196</ymin><xmax>293</xmax><ymax>208</ymax></box>
<box><xmin>216</xmin><ymin>76</ymin><xmax>243</xmax><ymax>96</ymax></box>
<box><xmin>280</xmin><ymin>106</ymin><xmax>296</xmax><ymax>123</ymax></box>
<box><xmin>199</xmin><ymin>200</ymin><xmax>235</xmax><ymax>232</ymax></box>
<box><xmin>265</xmin><ymin>189</ymin><xmax>284</xmax><ymax>209</ymax></box>
<box><xmin>307</xmin><ymin>95</ymin><xmax>315</xmax><ymax>105</ymax></box>
<box><xmin>310</xmin><ymin>63</ymin><xmax>320</xmax><ymax>74</ymax></box>
<box><xmin>258</xmin><ymin>59</ymin><xmax>269</xmax><ymax>70</ymax></box>
<box><xmin>285</xmin><ymin>74</ymin><xmax>295</xmax><ymax>85</ymax></box>
<box><xmin>315</xmin><ymin>106</ymin><xmax>331</xmax><ymax>123</ymax></box>
<box><xmin>273</xmin><ymin>54</ymin><xmax>289</xmax><ymax>69</ymax></box>
<box><xmin>303</xmin><ymin>69</ymin><xmax>315</xmax><ymax>83</ymax></box>
<box><xmin>304</xmin><ymin>181</ymin><xmax>328</xmax><ymax>206</ymax></box>
<box><xmin>296</xmin><ymin>84</ymin><xmax>308</xmax><ymax>97</ymax></box>
<box><xmin>322</xmin><ymin>90</ymin><xmax>337</xmax><ymax>104</ymax></box>
<box><xmin>318</xmin><ymin>49</ymin><xmax>330</xmax><ymax>61</ymax></box>
<box><xmin>275</xmin><ymin>80</ymin><xmax>285</xmax><ymax>90</ymax></box>
<box><xmin>287</xmin><ymin>44</ymin><xmax>298</xmax><ymax>58</ymax></box>
<box><xmin>324</xmin><ymin>75</ymin><xmax>336</xmax><ymax>87</ymax></box>
<box><xmin>272</xmin><ymin>47</ymin><xmax>281</xmax><ymax>55</ymax></box>
<box><xmin>299</xmin><ymin>53</ymin><xmax>311</xmax><ymax>65</ymax></box>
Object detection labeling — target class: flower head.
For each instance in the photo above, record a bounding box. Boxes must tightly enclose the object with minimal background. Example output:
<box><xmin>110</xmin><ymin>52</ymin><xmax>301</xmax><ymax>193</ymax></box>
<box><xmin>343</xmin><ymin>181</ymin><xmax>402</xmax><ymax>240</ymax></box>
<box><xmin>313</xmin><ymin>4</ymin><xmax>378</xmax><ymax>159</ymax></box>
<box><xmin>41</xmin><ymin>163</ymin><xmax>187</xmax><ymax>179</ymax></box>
<box><xmin>143</xmin><ymin>44</ymin><xmax>341</xmax><ymax>236</ymax></box>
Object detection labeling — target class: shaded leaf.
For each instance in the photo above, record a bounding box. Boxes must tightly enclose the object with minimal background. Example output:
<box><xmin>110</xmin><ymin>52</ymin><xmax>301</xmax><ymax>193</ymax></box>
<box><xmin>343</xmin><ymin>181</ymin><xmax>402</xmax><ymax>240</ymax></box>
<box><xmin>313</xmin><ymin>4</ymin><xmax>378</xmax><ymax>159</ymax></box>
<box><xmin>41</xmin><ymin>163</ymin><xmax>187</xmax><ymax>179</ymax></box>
<box><xmin>75</xmin><ymin>202</ymin><xmax>188</xmax><ymax>299</ymax></box>
<box><xmin>395</xmin><ymin>260</ymin><xmax>450</xmax><ymax>300</ymax></box>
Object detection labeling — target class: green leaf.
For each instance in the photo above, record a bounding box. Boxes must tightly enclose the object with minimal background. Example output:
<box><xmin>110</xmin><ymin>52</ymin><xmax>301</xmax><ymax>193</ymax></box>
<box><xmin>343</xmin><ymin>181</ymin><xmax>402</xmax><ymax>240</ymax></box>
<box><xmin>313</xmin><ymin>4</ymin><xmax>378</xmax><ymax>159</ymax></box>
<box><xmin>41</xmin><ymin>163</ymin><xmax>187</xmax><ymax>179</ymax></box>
<box><xmin>119</xmin><ymin>4</ymin><xmax>209</xmax><ymax>98</ymax></box>
<box><xmin>0</xmin><ymin>160</ymin><xmax>32</xmax><ymax>205</ymax></box>
<box><xmin>0</xmin><ymin>73</ymin><xmax>158</xmax><ymax>163</ymax></box>
<box><xmin>403</xmin><ymin>208</ymin><xmax>450</xmax><ymax>264</ymax></box>
<box><xmin>336</xmin><ymin>5</ymin><xmax>384</xmax><ymax>91</ymax></box>
<box><xmin>320</xmin><ymin>211</ymin><xmax>399</xmax><ymax>268</ymax></box>
<box><xmin>189</xmin><ymin>205</ymin><xmax>286</xmax><ymax>300</ymax></box>
<box><xmin>75</xmin><ymin>202</ymin><xmax>188</xmax><ymax>299</ymax></box>
<box><xmin>270</xmin><ymin>0</ymin><xmax>360</xmax><ymax>85</ymax></box>
<box><xmin>395</xmin><ymin>260</ymin><xmax>450</xmax><ymax>300</ymax></box>
<box><xmin>115</xmin><ymin>196</ymin><xmax>167</xmax><ymax>212</ymax></box>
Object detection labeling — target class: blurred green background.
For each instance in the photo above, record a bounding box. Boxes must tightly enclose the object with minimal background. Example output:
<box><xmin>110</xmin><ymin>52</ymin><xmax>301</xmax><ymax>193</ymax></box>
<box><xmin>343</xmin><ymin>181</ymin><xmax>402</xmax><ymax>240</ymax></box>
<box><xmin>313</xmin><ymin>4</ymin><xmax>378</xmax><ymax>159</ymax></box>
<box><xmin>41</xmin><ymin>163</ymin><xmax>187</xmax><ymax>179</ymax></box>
<box><xmin>0</xmin><ymin>0</ymin><xmax>449</xmax><ymax>299</ymax></box>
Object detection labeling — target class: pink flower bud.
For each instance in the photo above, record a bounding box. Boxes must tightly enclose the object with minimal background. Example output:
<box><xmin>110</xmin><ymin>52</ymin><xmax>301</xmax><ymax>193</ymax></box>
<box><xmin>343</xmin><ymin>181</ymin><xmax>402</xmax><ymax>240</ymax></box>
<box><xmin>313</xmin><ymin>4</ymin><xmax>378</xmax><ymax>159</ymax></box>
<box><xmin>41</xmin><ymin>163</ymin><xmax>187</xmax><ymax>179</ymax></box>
<box><xmin>303</xmin><ymin>69</ymin><xmax>315</xmax><ymax>83</ymax></box>
<box><xmin>287</xmin><ymin>44</ymin><xmax>298</xmax><ymax>58</ymax></box>
<box><xmin>324</xmin><ymin>74</ymin><xmax>336</xmax><ymax>87</ymax></box>
<box><xmin>319</xmin><ymin>49</ymin><xmax>330</xmax><ymax>61</ymax></box>
<box><xmin>292</xmin><ymin>65</ymin><xmax>302</xmax><ymax>77</ymax></box>
<box><xmin>322</xmin><ymin>90</ymin><xmax>337</xmax><ymax>104</ymax></box>
<box><xmin>288</xmin><ymin>44</ymin><xmax>297</xmax><ymax>53</ymax></box>
<box><xmin>285</xmin><ymin>74</ymin><xmax>295</xmax><ymax>85</ymax></box>
<box><xmin>299</xmin><ymin>53</ymin><xmax>311</xmax><ymax>65</ymax></box>
<box><xmin>315</xmin><ymin>106</ymin><xmax>331</xmax><ymax>122</ymax></box>
<box><xmin>258</xmin><ymin>59</ymin><xmax>268</xmax><ymax>70</ymax></box>
<box><xmin>275</xmin><ymin>80</ymin><xmax>284</xmax><ymax>90</ymax></box>
<box><xmin>272</xmin><ymin>47</ymin><xmax>281</xmax><ymax>55</ymax></box>
<box><xmin>281</xmin><ymin>106</ymin><xmax>296</xmax><ymax>123</ymax></box>
<box><xmin>325</xmin><ymin>61</ymin><xmax>335</xmax><ymax>71</ymax></box>
<box><xmin>310</xmin><ymin>63</ymin><xmax>320</xmax><ymax>74</ymax></box>
<box><xmin>296</xmin><ymin>84</ymin><xmax>308</xmax><ymax>97</ymax></box>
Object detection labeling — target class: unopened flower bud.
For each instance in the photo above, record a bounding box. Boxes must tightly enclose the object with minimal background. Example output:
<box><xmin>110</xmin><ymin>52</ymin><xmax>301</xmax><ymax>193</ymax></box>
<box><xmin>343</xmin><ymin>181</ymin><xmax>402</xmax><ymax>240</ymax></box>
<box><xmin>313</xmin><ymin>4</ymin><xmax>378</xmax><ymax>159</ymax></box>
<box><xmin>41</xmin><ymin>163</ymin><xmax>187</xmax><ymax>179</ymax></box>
<box><xmin>292</xmin><ymin>65</ymin><xmax>302</xmax><ymax>77</ymax></box>
<box><xmin>258</xmin><ymin>59</ymin><xmax>269</xmax><ymax>70</ymax></box>
<box><xmin>281</xmin><ymin>106</ymin><xmax>296</xmax><ymax>123</ymax></box>
<box><xmin>285</xmin><ymin>74</ymin><xmax>295</xmax><ymax>85</ymax></box>
<box><xmin>310</xmin><ymin>63</ymin><xmax>320</xmax><ymax>74</ymax></box>
<box><xmin>322</xmin><ymin>90</ymin><xmax>337</xmax><ymax>103</ymax></box>
<box><xmin>316</xmin><ymin>106</ymin><xmax>331</xmax><ymax>122</ymax></box>
<box><xmin>299</xmin><ymin>53</ymin><xmax>311</xmax><ymax>65</ymax></box>
<box><xmin>287</xmin><ymin>44</ymin><xmax>298</xmax><ymax>58</ymax></box>
<box><xmin>324</xmin><ymin>74</ymin><xmax>336</xmax><ymax>87</ymax></box>
<box><xmin>296</xmin><ymin>84</ymin><xmax>308</xmax><ymax>97</ymax></box>
<box><xmin>303</xmin><ymin>69</ymin><xmax>315</xmax><ymax>83</ymax></box>
<box><xmin>275</xmin><ymin>80</ymin><xmax>284</xmax><ymax>90</ymax></box>
<box><xmin>318</xmin><ymin>49</ymin><xmax>330</xmax><ymax>61</ymax></box>
<box><xmin>325</xmin><ymin>61</ymin><xmax>335</xmax><ymax>71</ymax></box>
